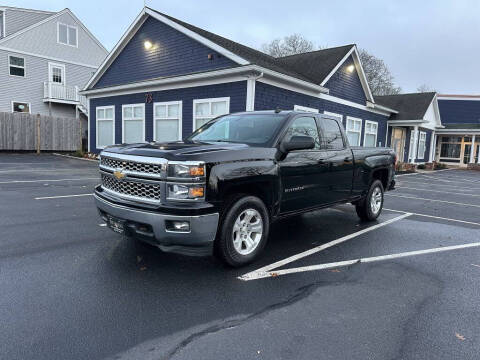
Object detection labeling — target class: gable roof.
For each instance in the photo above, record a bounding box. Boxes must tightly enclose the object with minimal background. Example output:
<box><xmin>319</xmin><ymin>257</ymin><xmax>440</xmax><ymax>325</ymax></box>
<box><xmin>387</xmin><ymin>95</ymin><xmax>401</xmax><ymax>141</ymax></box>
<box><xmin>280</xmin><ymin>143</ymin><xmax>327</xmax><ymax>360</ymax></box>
<box><xmin>277</xmin><ymin>45</ymin><xmax>354</xmax><ymax>84</ymax></box>
<box><xmin>86</xmin><ymin>6</ymin><xmax>381</xmax><ymax>105</ymax></box>
<box><xmin>0</xmin><ymin>7</ymin><xmax>107</xmax><ymax>52</ymax></box>
<box><xmin>147</xmin><ymin>7</ymin><xmax>314</xmax><ymax>82</ymax></box>
<box><xmin>374</xmin><ymin>92</ymin><xmax>436</xmax><ymax>120</ymax></box>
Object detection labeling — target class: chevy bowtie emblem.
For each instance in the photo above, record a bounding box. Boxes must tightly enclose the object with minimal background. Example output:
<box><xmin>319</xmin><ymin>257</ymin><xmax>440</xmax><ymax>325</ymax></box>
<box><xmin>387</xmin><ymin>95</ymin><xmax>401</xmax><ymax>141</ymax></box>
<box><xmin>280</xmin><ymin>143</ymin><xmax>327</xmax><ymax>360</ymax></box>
<box><xmin>113</xmin><ymin>168</ymin><xmax>126</xmax><ymax>180</ymax></box>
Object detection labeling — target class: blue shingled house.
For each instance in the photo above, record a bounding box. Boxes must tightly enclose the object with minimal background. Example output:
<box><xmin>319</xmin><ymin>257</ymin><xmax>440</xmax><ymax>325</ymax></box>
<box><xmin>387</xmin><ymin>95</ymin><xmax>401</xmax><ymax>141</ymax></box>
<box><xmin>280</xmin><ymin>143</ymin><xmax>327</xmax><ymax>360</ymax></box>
<box><xmin>82</xmin><ymin>6</ymin><xmax>400</xmax><ymax>154</ymax></box>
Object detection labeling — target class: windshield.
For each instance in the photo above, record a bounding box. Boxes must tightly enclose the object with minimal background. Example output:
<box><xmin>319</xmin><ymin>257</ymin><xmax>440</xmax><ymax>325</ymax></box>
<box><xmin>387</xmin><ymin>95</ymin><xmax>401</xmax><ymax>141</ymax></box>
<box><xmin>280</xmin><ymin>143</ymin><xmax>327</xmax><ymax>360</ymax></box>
<box><xmin>186</xmin><ymin>113</ymin><xmax>287</xmax><ymax>146</ymax></box>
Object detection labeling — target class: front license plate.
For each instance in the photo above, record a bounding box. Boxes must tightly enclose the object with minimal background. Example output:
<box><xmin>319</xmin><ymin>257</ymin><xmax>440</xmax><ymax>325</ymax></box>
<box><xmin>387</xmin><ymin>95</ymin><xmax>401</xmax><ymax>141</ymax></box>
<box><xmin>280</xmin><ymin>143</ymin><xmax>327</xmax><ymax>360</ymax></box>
<box><xmin>107</xmin><ymin>216</ymin><xmax>125</xmax><ymax>234</ymax></box>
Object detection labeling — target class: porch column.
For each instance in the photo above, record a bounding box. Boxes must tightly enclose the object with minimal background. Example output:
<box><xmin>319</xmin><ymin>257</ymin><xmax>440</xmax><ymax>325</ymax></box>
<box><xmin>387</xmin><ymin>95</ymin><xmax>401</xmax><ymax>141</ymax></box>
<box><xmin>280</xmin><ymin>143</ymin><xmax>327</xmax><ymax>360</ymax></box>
<box><xmin>410</xmin><ymin>126</ymin><xmax>419</xmax><ymax>164</ymax></box>
<box><xmin>471</xmin><ymin>135</ymin><xmax>476</xmax><ymax>164</ymax></box>
<box><xmin>429</xmin><ymin>133</ymin><xmax>436</xmax><ymax>162</ymax></box>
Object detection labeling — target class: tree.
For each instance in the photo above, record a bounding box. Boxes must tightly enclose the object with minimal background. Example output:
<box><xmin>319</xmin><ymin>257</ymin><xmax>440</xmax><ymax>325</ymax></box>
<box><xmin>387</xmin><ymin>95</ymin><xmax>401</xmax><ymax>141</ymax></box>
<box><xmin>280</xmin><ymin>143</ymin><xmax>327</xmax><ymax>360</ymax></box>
<box><xmin>358</xmin><ymin>49</ymin><xmax>402</xmax><ymax>96</ymax></box>
<box><xmin>417</xmin><ymin>84</ymin><xmax>436</xmax><ymax>93</ymax></box>
<box><xmin>261</xmin><ymin>34</ymin><xmax>316</xmax><ymax>58</ymax></box>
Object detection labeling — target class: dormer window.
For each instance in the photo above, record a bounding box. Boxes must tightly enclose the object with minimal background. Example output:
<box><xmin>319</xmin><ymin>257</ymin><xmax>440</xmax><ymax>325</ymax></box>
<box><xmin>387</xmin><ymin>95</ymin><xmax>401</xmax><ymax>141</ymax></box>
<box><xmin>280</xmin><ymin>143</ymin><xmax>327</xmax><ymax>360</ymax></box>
<box><xmin>57</xmin><ymin>22</ymin><xmax>77</xmax><ymax>47</ymax></box>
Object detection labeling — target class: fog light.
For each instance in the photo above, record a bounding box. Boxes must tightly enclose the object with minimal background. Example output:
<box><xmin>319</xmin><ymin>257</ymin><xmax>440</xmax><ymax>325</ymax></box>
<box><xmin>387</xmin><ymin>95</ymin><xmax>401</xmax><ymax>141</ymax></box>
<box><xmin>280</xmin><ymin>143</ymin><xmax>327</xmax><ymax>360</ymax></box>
<box><xmin>166</xmin><ymin>220</ymin><xmax>190</xmax><ymax>232</ymax></box>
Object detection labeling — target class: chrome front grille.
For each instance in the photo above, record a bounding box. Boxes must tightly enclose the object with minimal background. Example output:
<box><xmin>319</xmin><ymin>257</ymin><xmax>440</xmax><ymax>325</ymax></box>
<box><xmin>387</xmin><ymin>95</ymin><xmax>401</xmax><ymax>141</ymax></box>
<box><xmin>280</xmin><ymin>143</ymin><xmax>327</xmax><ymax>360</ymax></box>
<box><xmin>101</xmin><ymin>174</ymin><xmax>161</xmax><ymax>203</ymax></box>
<box><xmin>100</xmin><ymin>156</ymin><xmax>163</xmax><ymax>177</ymax></box>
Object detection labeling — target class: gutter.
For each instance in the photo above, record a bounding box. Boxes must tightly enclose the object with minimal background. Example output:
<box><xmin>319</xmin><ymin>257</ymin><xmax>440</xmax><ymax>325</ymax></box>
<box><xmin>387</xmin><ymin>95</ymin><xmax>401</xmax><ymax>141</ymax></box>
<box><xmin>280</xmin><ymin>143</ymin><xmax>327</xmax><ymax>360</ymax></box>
<box><xmin>80</xmin><ymin>65</ymin><xmax>329</xmax><ymax>97</ymax></box>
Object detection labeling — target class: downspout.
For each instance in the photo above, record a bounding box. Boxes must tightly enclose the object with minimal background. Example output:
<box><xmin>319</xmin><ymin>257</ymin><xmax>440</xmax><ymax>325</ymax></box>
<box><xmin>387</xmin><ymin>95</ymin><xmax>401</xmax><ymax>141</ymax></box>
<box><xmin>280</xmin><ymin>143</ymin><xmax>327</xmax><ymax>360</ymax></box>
<box><xmin>245</xmin><ymin>71</ymin><xmax>263</xmax><ymax>112</ymax></box>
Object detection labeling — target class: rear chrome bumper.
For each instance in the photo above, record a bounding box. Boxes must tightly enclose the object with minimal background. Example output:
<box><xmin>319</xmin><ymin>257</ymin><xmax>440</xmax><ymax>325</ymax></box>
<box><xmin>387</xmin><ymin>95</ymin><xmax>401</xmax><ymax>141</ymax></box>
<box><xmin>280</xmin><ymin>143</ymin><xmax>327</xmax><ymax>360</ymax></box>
<box><xmin>95</xmin><ymin>193</ymin><xmax>219</xmax><ymax>256</ymax></box>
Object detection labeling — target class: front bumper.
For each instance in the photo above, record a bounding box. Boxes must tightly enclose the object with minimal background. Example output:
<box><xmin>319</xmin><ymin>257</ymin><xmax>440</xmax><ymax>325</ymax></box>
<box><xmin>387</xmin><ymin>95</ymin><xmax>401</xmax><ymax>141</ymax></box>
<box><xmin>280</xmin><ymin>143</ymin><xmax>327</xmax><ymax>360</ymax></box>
<box><xmin>95</xmin><ymin>193</ymin><xmax>219</xmax><ymax>256</ymax></box>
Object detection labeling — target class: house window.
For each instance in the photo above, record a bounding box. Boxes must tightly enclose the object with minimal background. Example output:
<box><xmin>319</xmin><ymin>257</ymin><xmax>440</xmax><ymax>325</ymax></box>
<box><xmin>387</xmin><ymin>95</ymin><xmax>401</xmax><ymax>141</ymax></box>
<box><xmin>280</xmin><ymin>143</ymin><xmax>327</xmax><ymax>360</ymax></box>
<box><xmin>122</xmin><ymin>104</ymin><xmax>145</xmax><ymax>144</ymax></box>
<box><xmin>193</xmin><ymin>97</ymin><xmax>230</xmax><ymax>130</ymax></box>
<box><xmin>294</xmin><ymin>105</ymin><xmax>319</xmax><ymax>113</ymax></box>
<box><xmin>346</xmin><ymin>117</ymin><xmax>362</xmax><ymax>146</ymax></box>
<box><xmin>49</xmin><ymin>63</ymin><xmax>65</xmax><ymax>84</ymax></box>
<box><xmin>324</xmin><ymin>111</ymin><xmax>343</xmax><ymax>123</ymax></box>
<box><xmin>154</xmin><ymin>101</ymin><xmax>182</xmax><ymax>142</ymax></box>
<box><xmin>12</xmin><ymin>101</ymin><xmax>30</xmax><ymax>113</ymax></box>
<box><xmin>417</xmin><ymin>131</ymin><xmax>427</xmax><ymax>159</ymax></box>
<box><xmin>96</xmin><ymin>106</ymin><xmax>115</xmax><ymax>149</ymax></box>
<box><xmin>9</xmin><ymin>56</ymin><xmax>25</xmax><ymax>77</ymax></box>
<box><xmin>364</xmin><ymin>121</ymin><xmax>378</xmax><ymax>147</ymax></box>
<box><xmin>58</xmin><ymin>23</ymin><xmax>77</xmax><ymax>47</ymax></box>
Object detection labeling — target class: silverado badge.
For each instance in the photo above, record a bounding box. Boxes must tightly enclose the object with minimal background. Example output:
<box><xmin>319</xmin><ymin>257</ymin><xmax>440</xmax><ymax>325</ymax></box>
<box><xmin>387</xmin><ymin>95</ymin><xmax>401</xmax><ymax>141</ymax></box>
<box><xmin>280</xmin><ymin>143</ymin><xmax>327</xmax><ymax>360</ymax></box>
<box><xmin>113</xmin><ymin>168</ymin><xmax>126</xmax><ymax>180</ymax></box>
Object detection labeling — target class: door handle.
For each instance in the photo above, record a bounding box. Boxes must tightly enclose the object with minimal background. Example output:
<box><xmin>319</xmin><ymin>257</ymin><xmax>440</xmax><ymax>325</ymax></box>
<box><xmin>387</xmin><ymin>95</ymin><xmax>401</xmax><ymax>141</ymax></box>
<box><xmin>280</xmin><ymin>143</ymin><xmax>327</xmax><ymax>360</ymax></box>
<box><xmin>344</xmin><ymin>157</ymin><xmax>352</xmax><ymax>162</ymax></box>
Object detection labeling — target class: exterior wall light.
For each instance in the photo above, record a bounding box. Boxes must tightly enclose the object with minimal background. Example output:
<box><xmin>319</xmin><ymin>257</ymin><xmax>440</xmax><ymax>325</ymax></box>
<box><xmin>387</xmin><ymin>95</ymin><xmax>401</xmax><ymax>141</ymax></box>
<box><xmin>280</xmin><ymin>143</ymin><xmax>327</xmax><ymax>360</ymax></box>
<box><xmin>144</xmin><ymin>40</ymin><xmax>153</xmax><ymax>50</ymax></box>
<box><xmin>346</xmin><ymin>65</ymin><xmax>355</xmax><ymax>73</ymax></box>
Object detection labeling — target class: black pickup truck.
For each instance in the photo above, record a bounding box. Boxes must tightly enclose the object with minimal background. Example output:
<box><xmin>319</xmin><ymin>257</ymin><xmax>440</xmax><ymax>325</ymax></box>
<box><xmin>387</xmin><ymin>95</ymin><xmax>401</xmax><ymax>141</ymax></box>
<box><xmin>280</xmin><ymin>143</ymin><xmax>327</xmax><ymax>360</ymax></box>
<box><xmin>95</xmin><ymin>111</ymin><xmax>396</xmax><ymax>267</ymax></box>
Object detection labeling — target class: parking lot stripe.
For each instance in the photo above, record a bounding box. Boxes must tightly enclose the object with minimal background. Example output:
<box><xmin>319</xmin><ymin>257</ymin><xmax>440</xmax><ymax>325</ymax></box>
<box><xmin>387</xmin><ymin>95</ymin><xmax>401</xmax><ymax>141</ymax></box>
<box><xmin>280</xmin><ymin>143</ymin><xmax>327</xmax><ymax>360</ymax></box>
<box><xmin>416</xmin><ymin>174</ymin><xmax>480</xmax><ymax>184</ymax></box>
<box><xmin>397</xmin><ymin>180</ymin><xmax>480</xmax><ymax>192</ymax></box>
<box><xmin>0</xmin><ymin>178</ymin><xmax>99</xmax><ymax>184</ymax></box>
<box><xmin>395</xmin><ymin>169</ymin><xmax>454</xmax><ymax>177</ymax></box>
<box><xmin>35</xmin><ymin>194</ymin><xmax>93</xmax><ymax>200</ymax></box>
<box><xmin>385</xmin><ymin>193</ymin><xmax>480</xmax><ymax>208</ymax></box>
<box><xmin>239</xmin><ymin>212</ymin><xmax>412</xmax><ymax>281</ymax></box>
<box><xmin>384</xmin><ymin>208</ymin><xmax>480</xmax><ymax>227</ymax></box>
<box><xmin>397</xmin><ymin>186</ymin><xmax>480</xmax><ymax>197</ymax></box>
<box><xmin>242</xmin><ymin>242</ymin><xmax>480</xmax><ymax>280</ymax></box>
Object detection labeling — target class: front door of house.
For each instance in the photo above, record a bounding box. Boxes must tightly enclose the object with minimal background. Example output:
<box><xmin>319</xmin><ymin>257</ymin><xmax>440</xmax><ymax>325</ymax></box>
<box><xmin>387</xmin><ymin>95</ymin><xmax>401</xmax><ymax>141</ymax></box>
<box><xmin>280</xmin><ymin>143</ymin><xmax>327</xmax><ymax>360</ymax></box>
<box><xmin>391</xmin><ymin>128</ymin><xmax>406</xmax><ymax>162</ymax></box>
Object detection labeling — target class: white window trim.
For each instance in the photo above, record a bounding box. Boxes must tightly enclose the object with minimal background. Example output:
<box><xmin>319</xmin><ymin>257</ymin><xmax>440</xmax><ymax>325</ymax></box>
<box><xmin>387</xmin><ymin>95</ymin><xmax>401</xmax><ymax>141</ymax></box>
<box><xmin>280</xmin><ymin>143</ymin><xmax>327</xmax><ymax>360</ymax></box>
<box><xmin>363</xmin><ymin>120</ymin><xmax>378</xmax><ymax>147</ymax></box>
<box><xmin>346</xmin><ymin>116</ymin><xmax>362</xmax><ymax>146</ymax></box>
<box><xmin>122</xmin><ymin>103</ymin><xmax>145</xmax><ymax>144</ymax></box>
<box><xmin>153</xmin><ymin>100</ymin><xmax>183</xmax><ymax>142</ymax></box>
<box><xmin>96</xmin><ymin>105</ymin><xmax>115</xmax><ymax>150</ymax></box>
<box><xmin>8</xmin><ymin>54</ymin><xmax>26</xmax><ymax>77</ymax></box>
<box><xmin>48</xmin><ymin>62</ymin><xmax>66</xmax><ymax>84</ymax></box>
<box><xmin>417</xmin><ymin>131</ymin><xmax>427</xmax><ymax>159</ymax></box>
<box><xmin>57</xmin><ymin>22</ymin><xmax>78</xmax><ymax>48</ymax></box>
<box><xmin>294</xmin><ymin>105</ymin><xmax>319</xmax><ymax>113</ymax></box>
<box><xmin>193</xmin><ymin>97</ymin><xmax>230</xmax><ymax>130</ymax></box>
<box><xmin>11</xmin><ymin>101</ymin><xmax>31</xmax><ymax>113</ymax></box>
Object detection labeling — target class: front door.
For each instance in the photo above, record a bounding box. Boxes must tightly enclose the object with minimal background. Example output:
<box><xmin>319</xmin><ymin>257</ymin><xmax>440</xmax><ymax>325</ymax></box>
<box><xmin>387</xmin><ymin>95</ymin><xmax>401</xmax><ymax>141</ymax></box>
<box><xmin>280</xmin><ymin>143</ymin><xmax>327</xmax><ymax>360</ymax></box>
<box><xmin>391</xmin><ymin>127</ymin><xmax>406</xmax><ymax>161</ymax></box>
<box><xmin>279</xmin><ymin>116</ymin><xmax>330</xmax><ymax>214</ymax></box>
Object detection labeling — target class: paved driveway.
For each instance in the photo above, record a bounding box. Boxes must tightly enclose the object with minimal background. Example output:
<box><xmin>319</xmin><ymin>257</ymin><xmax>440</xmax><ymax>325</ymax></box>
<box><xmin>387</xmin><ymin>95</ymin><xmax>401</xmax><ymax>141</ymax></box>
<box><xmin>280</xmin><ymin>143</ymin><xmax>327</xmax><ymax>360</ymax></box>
<box><xmin>1</xmin><ymin>154</ymin><xmax>479</xmax><ymax>360</ymax></box>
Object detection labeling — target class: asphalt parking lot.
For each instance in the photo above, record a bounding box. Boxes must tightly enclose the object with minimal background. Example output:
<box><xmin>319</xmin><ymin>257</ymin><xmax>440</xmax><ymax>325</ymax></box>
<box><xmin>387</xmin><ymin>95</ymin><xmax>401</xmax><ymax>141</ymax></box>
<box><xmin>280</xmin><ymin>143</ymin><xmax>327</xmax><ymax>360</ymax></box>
<box><xmin>1</xmin><ymin>153</ymin><xmax>479</xmax><ymax>360</ymax></box>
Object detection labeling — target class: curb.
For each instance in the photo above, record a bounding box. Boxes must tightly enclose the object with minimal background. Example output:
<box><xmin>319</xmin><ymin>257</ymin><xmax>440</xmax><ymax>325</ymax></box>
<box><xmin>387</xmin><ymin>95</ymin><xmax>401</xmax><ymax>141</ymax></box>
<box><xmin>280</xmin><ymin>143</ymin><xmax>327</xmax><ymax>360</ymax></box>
<box><xmin>52</xmin><ymin>153</ymin><xmax>99</xmax><ymax>163</ymax></box>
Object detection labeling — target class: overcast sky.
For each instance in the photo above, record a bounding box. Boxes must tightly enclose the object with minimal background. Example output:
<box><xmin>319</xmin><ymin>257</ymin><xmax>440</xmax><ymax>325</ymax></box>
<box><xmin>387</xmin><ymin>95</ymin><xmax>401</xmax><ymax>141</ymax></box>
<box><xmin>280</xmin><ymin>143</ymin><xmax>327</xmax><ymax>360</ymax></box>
<box><xmin>5</xmin><ymin>0</ymin><xmax>480</xmax><ymax>94</ymax></box>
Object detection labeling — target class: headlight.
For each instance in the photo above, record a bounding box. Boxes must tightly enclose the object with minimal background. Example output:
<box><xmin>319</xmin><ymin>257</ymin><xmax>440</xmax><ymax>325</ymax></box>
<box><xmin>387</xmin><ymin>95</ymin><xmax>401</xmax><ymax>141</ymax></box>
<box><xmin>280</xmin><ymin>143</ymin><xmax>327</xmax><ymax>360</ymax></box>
<box><xmin>168</xmin><ymin>162</ymin><xmax>205</xmax><ymax>178</ymax></box>
<box><xmin>167</xmin><ymin>184</ymin><xmax>205</xmax><ymax>201</ymax></box>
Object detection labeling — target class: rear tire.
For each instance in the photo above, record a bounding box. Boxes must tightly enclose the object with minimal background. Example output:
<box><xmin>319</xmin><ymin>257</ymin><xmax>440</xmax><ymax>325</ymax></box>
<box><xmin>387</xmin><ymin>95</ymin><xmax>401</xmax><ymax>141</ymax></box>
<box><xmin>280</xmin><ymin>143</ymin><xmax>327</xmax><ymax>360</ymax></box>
<box><xmin>355</xmin><ymin>180</ymin><xmax>384</xmax><ymax>221</ymax></box>
<box><xmin>215</xmin><ymin>195</ymin><xmax>269</xmax><ymax>267</ymax></box>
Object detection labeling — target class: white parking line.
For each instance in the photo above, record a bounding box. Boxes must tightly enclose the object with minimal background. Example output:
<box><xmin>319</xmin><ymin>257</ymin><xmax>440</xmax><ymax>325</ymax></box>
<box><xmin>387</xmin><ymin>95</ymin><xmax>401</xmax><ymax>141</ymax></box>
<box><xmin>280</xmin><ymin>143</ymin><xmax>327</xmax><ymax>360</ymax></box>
<box><xmin>397</xmin><ymin>180</ymin><xmax>480</xmax><ymax>192</ymax></box>
<box><xmin>239</xmin><ymin>213</ymin><xmax>411</xmax><ymax>281</ymax></box>
<box><xmin>397</xmin><ymin>186</ymin><xmax>480</xmax><ymax>198</ymax></box>
<box><xmin>384</xmin><ymin>208</ymin><xmax>480</xmax><ymax>227</ymax></box>
<box><xmin>242</xmin><ymin>242</ymin><xmax>480</xmax><ymax>280</ymax></box>
<box><xmin>395</xmin><ymin>169</ymin><xmax>454</xmax><ymax>177</ymax></box>
<box><xmin>0</xmin><ymin>169</ymin><xmax>80</xmax><ymax>173</ymax></box>
<box><xmin>35</xmin><ymin>194</ymin><xmax>93</xmax><ymax>200</ymax></box>
<box><xmin>0</xmin><ymin>178</ymin><xmax>99</xmax><ymax>184</ymax></box>
<box><xmin>385</xmin><ymin>193</ymin><xmax>480</xmax><ymax>208</ymax></box>
<box><xmin>416</xmin><ymin>174</ymin><xmax>480</xmax><ymax>184</ymax></box>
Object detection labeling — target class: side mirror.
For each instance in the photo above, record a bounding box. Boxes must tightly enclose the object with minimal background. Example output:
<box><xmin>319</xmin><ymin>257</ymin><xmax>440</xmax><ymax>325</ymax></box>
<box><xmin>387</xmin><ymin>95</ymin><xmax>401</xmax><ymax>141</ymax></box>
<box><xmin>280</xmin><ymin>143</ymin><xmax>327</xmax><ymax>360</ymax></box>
<box><xmin>280</xmin><ymin>135</ymin><xmax>315</xmax><ymax>153</ymax></box>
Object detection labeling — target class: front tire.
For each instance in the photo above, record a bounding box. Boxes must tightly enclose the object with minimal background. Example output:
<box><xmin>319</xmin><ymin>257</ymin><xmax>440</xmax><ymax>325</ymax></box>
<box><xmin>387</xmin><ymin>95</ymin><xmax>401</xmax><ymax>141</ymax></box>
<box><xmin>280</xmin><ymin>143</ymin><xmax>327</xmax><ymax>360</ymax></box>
<box><xmin>215</xmin><ymin>195</ymin><xmax>270</xmax><ymax>267</ymax></box>
<box><xmin>355</xmin><ymin>180</ymin><xmax>384</xmax><ymax>221</ymax></box>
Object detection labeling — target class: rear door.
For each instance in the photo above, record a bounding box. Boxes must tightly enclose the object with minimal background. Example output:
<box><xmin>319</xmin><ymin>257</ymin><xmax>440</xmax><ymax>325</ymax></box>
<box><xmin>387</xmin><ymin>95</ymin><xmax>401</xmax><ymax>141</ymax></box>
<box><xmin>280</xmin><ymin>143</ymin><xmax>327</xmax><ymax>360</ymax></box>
<box><xmin>317</xmin><ymin>115</ymin><xmax>355</xmax><ymax>203</ymax></box>
<box><xmin>278</xmin><ymin>115</ymin><xmax>330</xmax><ymax>214</ymax></box>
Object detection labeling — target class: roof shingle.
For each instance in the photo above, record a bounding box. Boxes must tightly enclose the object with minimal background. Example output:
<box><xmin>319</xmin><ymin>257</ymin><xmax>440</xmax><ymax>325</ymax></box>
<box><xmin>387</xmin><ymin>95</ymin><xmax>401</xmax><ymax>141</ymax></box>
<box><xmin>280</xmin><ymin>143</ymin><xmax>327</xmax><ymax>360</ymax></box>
<box><xmin>374</xmin><ymin>92</ymin><xmax>436</xmax><ymax>120</ymax></box>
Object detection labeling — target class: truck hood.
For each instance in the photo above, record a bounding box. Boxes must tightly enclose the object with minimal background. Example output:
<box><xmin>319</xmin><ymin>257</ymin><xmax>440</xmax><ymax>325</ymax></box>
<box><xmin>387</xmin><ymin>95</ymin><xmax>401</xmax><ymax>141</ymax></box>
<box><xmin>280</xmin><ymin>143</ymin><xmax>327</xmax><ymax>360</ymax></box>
<box><xmin>101</xmin><ymin>141</ymin><xmax>277</xmax><ymax>163</ymax></box>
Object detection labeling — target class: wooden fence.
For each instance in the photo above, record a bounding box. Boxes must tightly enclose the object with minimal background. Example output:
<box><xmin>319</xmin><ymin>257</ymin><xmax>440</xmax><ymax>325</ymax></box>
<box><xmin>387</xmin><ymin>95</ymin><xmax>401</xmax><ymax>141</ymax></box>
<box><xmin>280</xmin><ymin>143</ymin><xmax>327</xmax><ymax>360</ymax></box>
<box><xmin>0</xmin><ymin>112</ymin><xmax>81</xmax><ymax>151</ymax></box>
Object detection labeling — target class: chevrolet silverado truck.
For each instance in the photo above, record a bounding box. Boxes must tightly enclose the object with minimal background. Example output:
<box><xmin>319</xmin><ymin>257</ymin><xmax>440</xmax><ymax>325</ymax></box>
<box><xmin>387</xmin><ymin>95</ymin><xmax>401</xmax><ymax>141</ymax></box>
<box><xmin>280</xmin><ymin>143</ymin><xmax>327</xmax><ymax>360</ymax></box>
<box><xmin>95</xmin><ymin>110</ymin><xmax>396</xmax><ymax>267</ymax></box>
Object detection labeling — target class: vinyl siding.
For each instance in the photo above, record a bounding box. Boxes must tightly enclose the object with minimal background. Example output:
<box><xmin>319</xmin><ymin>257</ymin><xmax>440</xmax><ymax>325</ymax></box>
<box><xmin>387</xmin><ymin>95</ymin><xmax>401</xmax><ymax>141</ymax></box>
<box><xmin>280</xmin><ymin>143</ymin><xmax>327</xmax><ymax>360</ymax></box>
<box><xmin>438</xmin><ymin>99</ymin><xmax>480</xmax><ymax>125</ymax></box>
<box><xmin>324</xmin><ymin>55</ymin><xmax>367</xmax><ymax>105</ymax></box>
<box><xmin>4</xmin><ymin>8</ymin><xmax>52</xmax><ymax>37</ymax></box>
<box><xmin>0</xmin><ymin>11</ymin><xmax>106</xmax><ymax>66</ymax></box>
<box><xmin>255</xmin><ymin>81</ymin><xmax>388</xmax><ymax>147</ymax></box>
<box><xmin>0</xmin><ymin>49</ymin><xmax>95</xmax><ymax>117</ymax></box>
<box><xmin>89</xmin><ymin>81</ymin><xmax>247</xmax><ymax>153</ymax></box>
<box><xmin>94</xmin><ymin>16</ymin><xmax>237</xmax><ymax>89</ymax></box>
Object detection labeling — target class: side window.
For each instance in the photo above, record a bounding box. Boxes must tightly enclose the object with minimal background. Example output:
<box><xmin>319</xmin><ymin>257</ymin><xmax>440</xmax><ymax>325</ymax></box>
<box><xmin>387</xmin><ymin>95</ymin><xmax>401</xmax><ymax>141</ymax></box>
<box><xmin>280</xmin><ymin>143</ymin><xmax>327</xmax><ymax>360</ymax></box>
<box><xmin>319</xmin><ymin>118</ymin><xmax>344</xmax><ymax>150</ymax></box>
<box><xmin>284</xmin><ymin>116</ymin><xmax>320</xmax><ymax>149</ymax></box>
